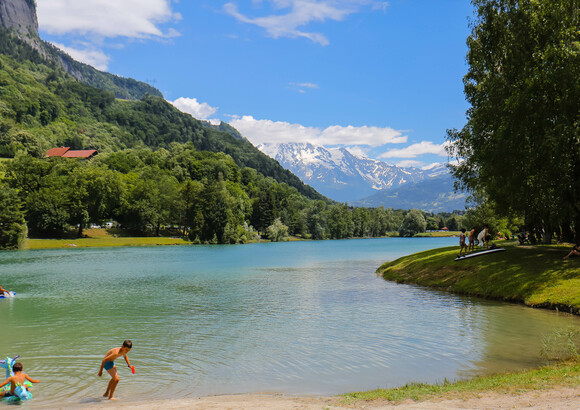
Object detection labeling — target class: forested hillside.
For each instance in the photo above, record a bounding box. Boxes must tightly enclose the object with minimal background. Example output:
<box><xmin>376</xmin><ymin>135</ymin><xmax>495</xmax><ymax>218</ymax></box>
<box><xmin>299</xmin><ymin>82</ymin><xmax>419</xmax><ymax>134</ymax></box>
<box><xmin>0</xmin><ymin>25</ymin><xmax>161</xmax><ymax>100</ymax></box>
<box><xmin>0</xmin><ymin>27</ymin><xmax>467</xmax><ymax>250</ymax></box>
<box><xmin>0</xmin><ymin>39</ymin><xmax>323</xmax><ymax>200</ymax></box>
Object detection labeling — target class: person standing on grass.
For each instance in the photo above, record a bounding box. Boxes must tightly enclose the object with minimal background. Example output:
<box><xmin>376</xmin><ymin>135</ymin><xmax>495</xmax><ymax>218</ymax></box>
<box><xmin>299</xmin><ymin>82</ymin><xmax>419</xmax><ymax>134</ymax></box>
<box><xmin>477</xmin><ymin>226</ymin><xmax>489</xmax><ymax>249</ymax></box>
<box><xmin>468</xmin><ymin>227</ymin><xmax>476</xmax><ymax>251</ymax></box>
<box><xmin>98</xmin><ymin>340</ymin><xmax>133</xmax><ymax>400</ymax></box>
<box><xmin>458</xmin><ymin>228</ymin><xmax>467</xmax><ymax>257</ymax></box>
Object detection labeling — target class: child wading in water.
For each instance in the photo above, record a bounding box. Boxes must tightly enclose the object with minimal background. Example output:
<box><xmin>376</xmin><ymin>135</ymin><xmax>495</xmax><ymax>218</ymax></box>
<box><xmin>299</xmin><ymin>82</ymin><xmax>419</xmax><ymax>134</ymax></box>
<box><xmin>98</xmin><ymin>340</ymin><xmax>133</xmax><ymax>400</ymax></box>
<box><xmin>0</xmin><ymin>362</ymin><xmax>39</xmax><ymax>399</ymax></box>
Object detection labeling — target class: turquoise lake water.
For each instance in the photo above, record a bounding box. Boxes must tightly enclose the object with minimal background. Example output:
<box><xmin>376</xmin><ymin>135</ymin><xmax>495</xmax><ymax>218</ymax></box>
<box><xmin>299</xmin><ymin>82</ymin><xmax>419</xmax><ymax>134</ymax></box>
<box><xmin>1</xmin><ymin>237</ymin><xmax>579</xmax><ymax>406</ymax></box>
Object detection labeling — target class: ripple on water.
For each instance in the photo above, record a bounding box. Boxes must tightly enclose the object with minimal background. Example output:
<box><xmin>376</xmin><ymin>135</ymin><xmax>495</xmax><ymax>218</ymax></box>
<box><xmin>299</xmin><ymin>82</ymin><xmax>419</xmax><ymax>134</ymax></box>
<box><xmin>1</xmin><ymin>239</ymin><xmax>579</xmax><ymax>406</ymax></box>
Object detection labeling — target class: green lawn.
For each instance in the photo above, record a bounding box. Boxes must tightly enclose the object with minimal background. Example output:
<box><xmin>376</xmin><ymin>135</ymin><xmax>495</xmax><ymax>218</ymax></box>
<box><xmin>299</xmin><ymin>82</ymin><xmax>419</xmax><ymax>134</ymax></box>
<box><xmin>377</xmin><ymin>242</ymin><xmax>580</xmax><ymax>313</ymax></box>
<box><xmin>342</xmin><ymin>360</ymin><xmax>580</xmax><ymax>405</ymax></box>
<box><xmin>24</xmin><ymin>228</ymin><xmax>191</xmax><ymax>249</ymax></box>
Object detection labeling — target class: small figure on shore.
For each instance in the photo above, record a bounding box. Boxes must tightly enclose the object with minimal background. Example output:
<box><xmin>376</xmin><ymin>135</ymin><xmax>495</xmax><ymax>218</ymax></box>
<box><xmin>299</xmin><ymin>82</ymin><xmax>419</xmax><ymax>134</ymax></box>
<box><xmin>477</xmin><ymin>226</ymin><xmax>489</xmax><ymax>250</ymax></box>
<box><xmin>0</xmin><ymin>362</ymin><xmax>39</xmax><ymax>399</ymax></box>
<box><xmin>98</xmin><ymin>340</ymin><xmax>133</xmax><ymax>400</ymax></box>
<box><xmin>458</xmin><ymin>228</ymin><xmax>467</xmax><ymax>257</ymax></box>
<box><xmin>563</xmin><ymin>244</ymin><xmax>580</xmax><ymax>260</ymax></box>
<box><xmin>468</xmin><ymin>227</ymin><xmax>476</xmax><ymax>251</ymax></box>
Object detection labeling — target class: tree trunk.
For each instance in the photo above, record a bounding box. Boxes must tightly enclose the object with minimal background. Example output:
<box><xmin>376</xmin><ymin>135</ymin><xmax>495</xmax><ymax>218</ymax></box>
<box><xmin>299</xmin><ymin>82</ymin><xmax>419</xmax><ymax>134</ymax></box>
<box><xmin>575</xmin><ymin>214</ymin><xmax>580</xmax><ymax>245</ymax></box>
<box><xmin>561</xmin><ymin>221</ymin><xmax>574</xmax><ymax>243</ymax></box>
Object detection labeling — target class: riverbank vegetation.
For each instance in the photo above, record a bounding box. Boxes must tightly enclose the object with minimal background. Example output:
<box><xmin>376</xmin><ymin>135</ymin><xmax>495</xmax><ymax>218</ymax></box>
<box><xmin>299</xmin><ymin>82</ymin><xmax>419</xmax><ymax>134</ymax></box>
<box><xmin>377</xmin><ymin>242</ymin><xmax>580</xmax><ymax>314</ymax></box>
<box><xmin>446</xmin><ymin>0</ymin><xmax>579</xmax><ymax>245</ymax></box>
<box><xmin>343</xmin><ymin>360</ymin><xmax>580</xmax><ymax>405</ymax></box>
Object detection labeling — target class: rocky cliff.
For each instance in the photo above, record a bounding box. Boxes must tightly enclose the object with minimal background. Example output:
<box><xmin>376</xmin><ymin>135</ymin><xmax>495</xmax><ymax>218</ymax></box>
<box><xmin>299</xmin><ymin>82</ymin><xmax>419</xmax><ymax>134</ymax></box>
<box><xmin>0</xmin><ymin>0</ymin><xmax>38</xmax><ymax>36</ymax></box>
<box><xmin>0</xmin><ymin>0</ymin><xmax>162</xmax><ymax>99</ymax></box>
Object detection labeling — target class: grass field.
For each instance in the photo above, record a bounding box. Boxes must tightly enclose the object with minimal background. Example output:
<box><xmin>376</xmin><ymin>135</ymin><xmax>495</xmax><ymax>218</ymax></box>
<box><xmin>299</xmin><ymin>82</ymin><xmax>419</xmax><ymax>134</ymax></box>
<box><xmin>377</xmin><ymin>241</ymin><xmax>580</xmax><ymax>313</ymax></box>
<box><xmin>24</xmin><ymin>228</ymin><xmax>191</xmax><ymax>249</ymax></box>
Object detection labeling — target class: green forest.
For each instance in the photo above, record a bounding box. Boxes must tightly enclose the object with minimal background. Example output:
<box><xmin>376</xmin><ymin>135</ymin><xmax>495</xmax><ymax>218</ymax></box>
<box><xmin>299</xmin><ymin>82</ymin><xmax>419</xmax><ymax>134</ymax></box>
<box><xmin>0</xmin><ymin>30</ymin><xmax>469</xmax><ymax>249</ymax></box>
<box><xmin>1</xmin><ymin>0</ymin><xmax>578</xmax><ymax>250</ymax></box>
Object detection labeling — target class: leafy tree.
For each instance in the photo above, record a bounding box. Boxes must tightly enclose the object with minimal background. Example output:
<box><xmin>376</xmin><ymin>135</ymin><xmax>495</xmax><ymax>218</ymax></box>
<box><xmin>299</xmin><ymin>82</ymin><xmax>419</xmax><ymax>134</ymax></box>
<box><xmin>306</xmin><ymin>200</ymin><xmax>327</xmax><ymax>240</ymax></box>
<box><xmin>446</xmin><ymin>217</ymin><xmax>459</xmax><ymax>231</ymax></box>
<box><xmin>26</xmin><ymin>188</ymin><xmax>70</xmax><ymax>236</ymax></box>
<box><xmin>67</xmin><ymin>165</ymin><xmax>124</xmax><ymax>237</ymax></box>
<box><xmin>426</xmin><ymin>216</ymin><xmax>439</xmax><ymax>231</ymax></box>
<box><xmin>399</xmin><ymin>209</ymin><xmax>427</xmax><ymax>237</ymax></box>
<box><xmin>0</xmin><ymin>186</ymin><xmax>27</xmax><ymax>249</ymax></box>
<box><xmin>266</xmin><ymin>218</ymin><xmax>289</xmax><ymax>242</ymax></box>
<box><xmin>327</xmin><ymin>204</ymin><xmax>354</xmax><ymax>239</ymax></box>
<box><xmin>447</xmin><ymin>0</ymin><xmax>580</xmax><ymax>243</ymax></box>
<box><xmin>119</xmin><ymin>169</ymin><xmax>180</xmax><ymax>236</ymax></box>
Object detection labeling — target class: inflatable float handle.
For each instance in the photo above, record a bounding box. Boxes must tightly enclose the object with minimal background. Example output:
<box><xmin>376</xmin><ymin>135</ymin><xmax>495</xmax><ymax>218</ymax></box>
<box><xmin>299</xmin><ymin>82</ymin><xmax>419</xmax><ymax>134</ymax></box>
<box><xmin>0</xmin><ymin>355</ymin><xmax>19</xmax><ymax>365</ymax></box>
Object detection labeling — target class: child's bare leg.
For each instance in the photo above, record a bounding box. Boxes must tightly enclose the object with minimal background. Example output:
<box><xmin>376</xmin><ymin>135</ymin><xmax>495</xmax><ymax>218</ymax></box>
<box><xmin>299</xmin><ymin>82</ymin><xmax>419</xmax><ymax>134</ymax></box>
<box><xmin>104</xmin><ymin>367</ymin><xmax>120</xmax><ymax>399</ymax></box>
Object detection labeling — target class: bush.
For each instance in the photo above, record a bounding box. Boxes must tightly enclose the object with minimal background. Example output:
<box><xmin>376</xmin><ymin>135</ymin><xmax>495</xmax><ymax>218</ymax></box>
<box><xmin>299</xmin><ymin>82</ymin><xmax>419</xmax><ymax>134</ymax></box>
<box><xmin>266</xmin><ymin>218</ymin><xmax>289</xmax><ymax>242</ymax></box>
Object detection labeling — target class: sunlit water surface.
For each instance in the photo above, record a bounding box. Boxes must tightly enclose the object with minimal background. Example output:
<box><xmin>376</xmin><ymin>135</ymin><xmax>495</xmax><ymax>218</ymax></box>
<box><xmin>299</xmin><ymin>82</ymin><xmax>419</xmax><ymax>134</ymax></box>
<box><xmin>1</xmin><ymin>238</ymin><xmax>579</xmax><ymax>407</ymax></box>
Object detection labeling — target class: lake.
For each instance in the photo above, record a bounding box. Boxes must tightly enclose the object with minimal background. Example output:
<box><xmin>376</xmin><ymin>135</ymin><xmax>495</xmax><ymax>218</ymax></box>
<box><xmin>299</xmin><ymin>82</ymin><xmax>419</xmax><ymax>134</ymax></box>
<box><xmin>1</xmin><ymin>237</ymin><xmax>579</xmax><ymax>406</ymax></box>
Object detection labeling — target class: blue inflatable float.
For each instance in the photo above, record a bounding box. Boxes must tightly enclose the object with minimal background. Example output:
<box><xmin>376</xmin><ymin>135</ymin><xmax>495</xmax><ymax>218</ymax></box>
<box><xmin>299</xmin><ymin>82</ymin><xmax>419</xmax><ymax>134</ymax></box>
<box><xmin>0</xmin><ymin>291</ymin><xmax>15</xmax><ymax>299</ymax></box>
<box><xmin>0</xmin><ymin>356</ymin><xmax>33</xmax><ymax>402</ymax></box>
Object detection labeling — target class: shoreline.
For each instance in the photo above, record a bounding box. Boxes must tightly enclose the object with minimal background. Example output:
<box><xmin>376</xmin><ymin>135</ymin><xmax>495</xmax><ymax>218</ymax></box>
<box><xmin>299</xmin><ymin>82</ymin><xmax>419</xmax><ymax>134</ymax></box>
<box><xmin>21</xmin><ymin>229</ymin><xmax>460</xmax><ymax>250</ymax></box>
<box><xmin>377</xmin><ymin>242</ymin><xmax>580</xmax><ymax>315</ymax></box>
<box><xmin>65</xmin><ymin>387</ymin><xmax>580</xmax><ymax>409</ymax></box>
<box><xmin>46</xmin><ymin>361</ymin><xmax>580</xmax><ymax>409</ymax></box>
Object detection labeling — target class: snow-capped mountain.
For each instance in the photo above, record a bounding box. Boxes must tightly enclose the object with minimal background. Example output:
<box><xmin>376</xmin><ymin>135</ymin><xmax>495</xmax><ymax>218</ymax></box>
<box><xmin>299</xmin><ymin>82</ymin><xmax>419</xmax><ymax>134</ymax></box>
<box><xmin>257</xmin><ymin>142</ymin><xmax>466</xmax><ymax>211</ymax></box>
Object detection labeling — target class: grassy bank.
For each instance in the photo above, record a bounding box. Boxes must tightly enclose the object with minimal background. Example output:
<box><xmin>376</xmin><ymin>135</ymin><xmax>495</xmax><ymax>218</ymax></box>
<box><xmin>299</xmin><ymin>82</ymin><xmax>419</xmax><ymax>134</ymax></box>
<box><xmin>343</xmin><ymin>360</ymin><xmax>580</xmax><ymax>405</ymax></box>
<box><xmin>24</xmin><ymin>228</ymin><xmax>191</xmax><ymax>249</ymax></box>
<box><xmin>377</xmin><ymin>242</ymin><xmax>580</xmax><ymax>314</ymax></box>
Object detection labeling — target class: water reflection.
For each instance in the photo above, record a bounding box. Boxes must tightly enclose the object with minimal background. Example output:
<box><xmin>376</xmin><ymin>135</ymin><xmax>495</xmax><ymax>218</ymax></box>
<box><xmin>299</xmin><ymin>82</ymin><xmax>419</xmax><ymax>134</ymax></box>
<box><xmin>0</xmin><ymin>238</ymin><xmax>578</xmax><ymax>407</ymax></box>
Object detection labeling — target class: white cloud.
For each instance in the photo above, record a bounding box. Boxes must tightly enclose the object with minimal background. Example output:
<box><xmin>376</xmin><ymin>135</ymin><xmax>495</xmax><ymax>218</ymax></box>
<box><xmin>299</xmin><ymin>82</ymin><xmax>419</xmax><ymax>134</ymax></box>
<box><xmin>51</xmin><ymin>42</ymin><xmax>110</xmax><ymax>70</ymax></box>
<box><xmin>289</xmin><ymin>82</ymin><xmax>319</xmax><ymax>93</ymax></box>
<box><xmin>228</xmin><ymin>115</ymin><xmax>406</xmax><ymax>146</ymax></box>
<box><xmin>344</xmin><ymin>145</ymin><xmax>370</xmax><ymax>158</ymax></box>
<box><xmin>37</xmin><ymin>0</ymin><xmax>180</xmax><ymax>39</ymax></box>
<box><xmin>224</xmin><ymin>1</ymin><xmax>388</xmax><ymax>45</ymax></box>
<box><xmin>171</xmin><ymin>97</ymin><xmax>219</xmax><ymax>120</ymax></box>
<box><xmin>379</xmin><ymin>141</ymin><xmax>448</xmax><ymax>159</ymax></box>
<box><xmin>396</xmin><ymin>160</ymin><xmax>424</xmax><ymax>168</ymax></box>
<box><xmin>421</xmin><ymin>162</ymin><xmax>444</xmax><ymax>171</ymax></box>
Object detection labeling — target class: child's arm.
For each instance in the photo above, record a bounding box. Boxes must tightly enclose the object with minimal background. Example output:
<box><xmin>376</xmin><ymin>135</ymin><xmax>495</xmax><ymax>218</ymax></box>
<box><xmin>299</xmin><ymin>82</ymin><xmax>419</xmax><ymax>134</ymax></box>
<box><xmin>24</xmin><ymin>374</ymin><xmax>39</xmax><ymax>384</ymax></box>
<box><xmin>123</xmin><ymin>354</ymin><xmax>132</xmax><ymax>369</ymax></box>
<box><xmin>0</xmin><ymin>377</ymin><xmax>11</xmax><ymax>389</ymax></box>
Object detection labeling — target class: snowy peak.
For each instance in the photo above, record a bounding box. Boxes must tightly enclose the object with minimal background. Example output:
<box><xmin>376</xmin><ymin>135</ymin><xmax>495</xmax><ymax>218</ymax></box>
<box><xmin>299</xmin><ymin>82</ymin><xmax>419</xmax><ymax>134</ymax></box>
<box><xmin>256</xmin><ymin>142</ymin><xmax>452</xmax><ymax>203</ymax></box>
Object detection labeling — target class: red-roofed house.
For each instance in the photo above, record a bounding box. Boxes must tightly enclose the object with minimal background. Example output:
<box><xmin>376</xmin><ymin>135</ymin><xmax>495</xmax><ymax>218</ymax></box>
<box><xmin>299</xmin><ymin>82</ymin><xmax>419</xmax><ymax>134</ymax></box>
<box><xmin>45</xmin><ymin>147</ymin><xmax>98</xmax><ymax>160</ymax></box>
<box><xmin>62</xmin><ymin>150</ymin><xmax>98</xmax><ymax>159</ymax></box>
<box><xmin>45</xmin><ymin>147</ymin><xmax>71</xmax><ymax>157</ymax></box>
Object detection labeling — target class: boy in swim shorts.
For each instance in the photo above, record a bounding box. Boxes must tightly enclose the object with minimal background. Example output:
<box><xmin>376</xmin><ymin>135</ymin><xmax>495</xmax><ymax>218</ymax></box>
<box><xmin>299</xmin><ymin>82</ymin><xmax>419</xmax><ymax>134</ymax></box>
<box><xmin>98</xmin><ymin>340</ymin><xmax>133</xmax><ymax>400</ymax></box>
<box><xmin>0</xmin><ymin>362</ymin><xmax>39</xmax><ymax>399</ymax></box>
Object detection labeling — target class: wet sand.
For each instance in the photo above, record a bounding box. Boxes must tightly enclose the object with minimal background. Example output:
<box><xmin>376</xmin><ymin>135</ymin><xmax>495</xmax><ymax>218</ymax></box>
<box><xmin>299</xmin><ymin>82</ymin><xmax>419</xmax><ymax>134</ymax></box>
<box><xmin>79</xmin><ymin>387</ymin><xmax>580</xmax><ymax>409</ymax></box>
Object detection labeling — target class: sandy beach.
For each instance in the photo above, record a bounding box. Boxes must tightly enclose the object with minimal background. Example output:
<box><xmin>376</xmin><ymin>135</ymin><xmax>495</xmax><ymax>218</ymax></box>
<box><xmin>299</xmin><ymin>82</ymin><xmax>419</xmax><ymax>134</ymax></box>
<box><xmin>76</xmin><ymin>387</ymin><xmax>580</xmax><ymax>409</ymax></box>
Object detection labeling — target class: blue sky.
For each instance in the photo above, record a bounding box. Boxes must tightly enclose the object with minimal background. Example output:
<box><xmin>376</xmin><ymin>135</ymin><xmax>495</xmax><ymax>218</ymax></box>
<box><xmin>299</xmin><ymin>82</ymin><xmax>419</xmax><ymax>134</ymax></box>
<box><xmin>36</xmin><ymin>0</ymin><xmax>474</xmax><ymax>168</ymax></box>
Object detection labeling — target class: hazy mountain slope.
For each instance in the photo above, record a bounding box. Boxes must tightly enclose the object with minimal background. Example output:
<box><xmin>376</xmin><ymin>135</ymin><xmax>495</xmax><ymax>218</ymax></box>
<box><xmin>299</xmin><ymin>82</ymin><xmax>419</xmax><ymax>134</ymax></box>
<box><xmin>256</xmin><ymin>142</ymin><xmax>461</xmax><ymax>210</ymax></box>
<box><xmin>352</xmin><ymin>175</ymin><xmax>468</xmax><ymax>213</ymax></box>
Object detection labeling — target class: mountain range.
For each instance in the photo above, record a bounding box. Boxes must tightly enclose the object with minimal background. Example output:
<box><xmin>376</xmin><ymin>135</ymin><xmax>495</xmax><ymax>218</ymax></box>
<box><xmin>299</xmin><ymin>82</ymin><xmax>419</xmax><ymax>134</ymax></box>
<box><xmin>257</xmin><ymin>142</ymin><xmax>467</xmax><ymax>212</ymax></box>
<box><xmin>1</xmin><ymin>0</ymin><xmax>466</xmax><ymax>212</ymax></box>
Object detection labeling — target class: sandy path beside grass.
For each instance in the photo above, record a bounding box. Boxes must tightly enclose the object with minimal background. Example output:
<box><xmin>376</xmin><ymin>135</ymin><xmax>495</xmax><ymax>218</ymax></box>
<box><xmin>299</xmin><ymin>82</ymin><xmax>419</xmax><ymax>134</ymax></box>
<box><xmin>80</xmin><ymin>387</ymin><xmax>580</xmax><ymax>409</ymax></box>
